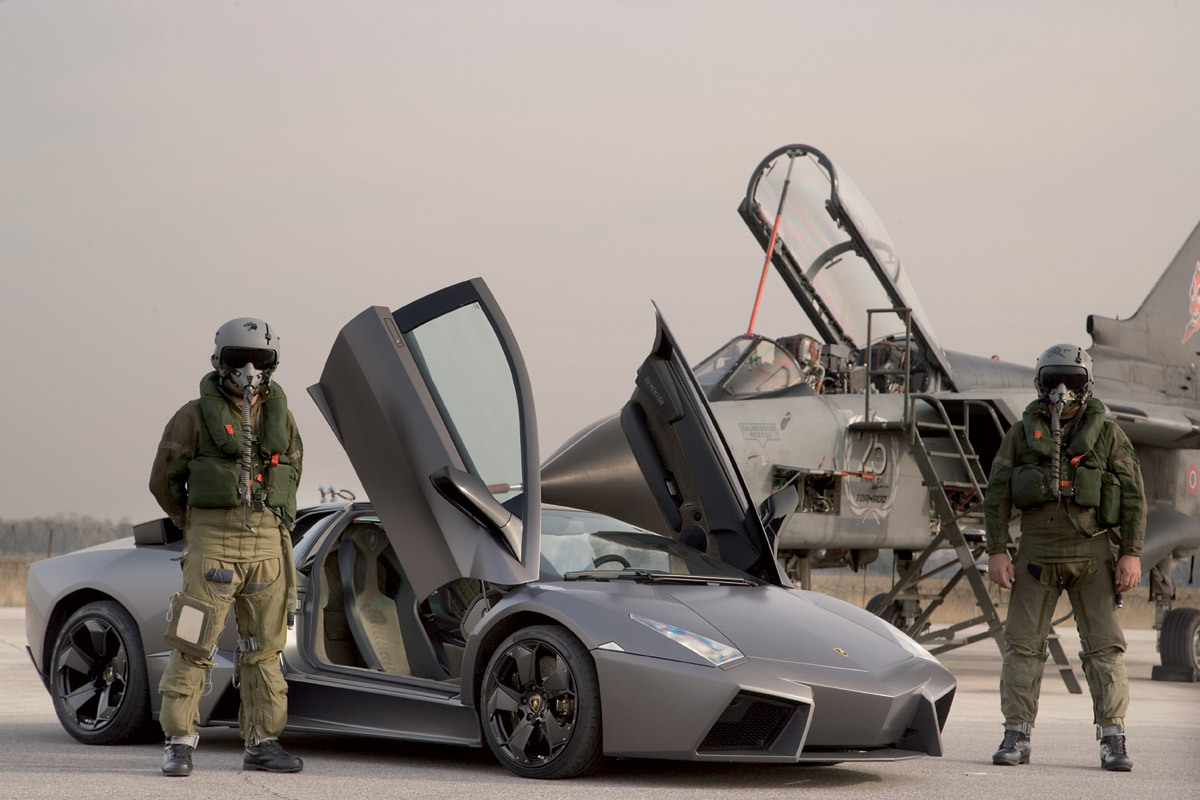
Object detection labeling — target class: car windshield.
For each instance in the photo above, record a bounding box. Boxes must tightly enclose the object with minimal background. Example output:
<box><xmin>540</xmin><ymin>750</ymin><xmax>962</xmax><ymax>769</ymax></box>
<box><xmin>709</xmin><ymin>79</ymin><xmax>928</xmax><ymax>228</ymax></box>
<box><xmin>301</xmin><ymin>506</ymin><xmax>758</xmax><ymax>585</ymax></box>
<box><xmin>539</xmin><ymin>508</ymin><xmax>759</xmax><ymax>583</ymax></box>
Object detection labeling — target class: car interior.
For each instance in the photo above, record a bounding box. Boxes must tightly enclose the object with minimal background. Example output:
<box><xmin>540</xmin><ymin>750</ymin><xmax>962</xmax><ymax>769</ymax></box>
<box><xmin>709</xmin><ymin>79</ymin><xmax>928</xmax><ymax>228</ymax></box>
<box><xmin>311</xmin><ymin>517</ymin><xmax>482</xmax><ymax>683</ymax></box>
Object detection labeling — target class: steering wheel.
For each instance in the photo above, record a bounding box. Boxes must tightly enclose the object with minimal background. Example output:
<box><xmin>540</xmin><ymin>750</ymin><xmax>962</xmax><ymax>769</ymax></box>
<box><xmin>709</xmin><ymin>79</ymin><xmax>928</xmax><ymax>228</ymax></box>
<box><xmin>592</xmin><ymin>553</ymin><xmax>632</xmax><ymax>569</ymax></box>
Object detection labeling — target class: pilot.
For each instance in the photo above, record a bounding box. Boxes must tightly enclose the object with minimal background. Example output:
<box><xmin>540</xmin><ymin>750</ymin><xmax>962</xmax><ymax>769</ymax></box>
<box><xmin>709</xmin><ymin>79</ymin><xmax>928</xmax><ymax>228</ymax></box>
<box><xmin>149</xmin><ymin>318</ymin><xmax>304</xmax><ymax>777</ymax></box>
<box><xmin>983</xmin><ymin>344</ymin><xmax>1145</xmax><ymax>772</ymax></box>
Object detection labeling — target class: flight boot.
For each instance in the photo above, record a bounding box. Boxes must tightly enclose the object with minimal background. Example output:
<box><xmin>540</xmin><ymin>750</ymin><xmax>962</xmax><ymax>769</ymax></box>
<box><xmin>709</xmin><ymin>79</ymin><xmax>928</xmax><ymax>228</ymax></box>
<box><xmin>1098</xmin><ymin>725</ymin><xmax>1133</xmax><ymax>772</ymax></box>
<box><xmin>992</xmin><ymin>727</ymin><xmax>1031</xmax><ymax>765</ymax></box>
<box><xmin>243</xmin><ymin>738</ymin><xmax>304</xmax><ymax>773</ymax></box>
<box><xmin>161</xmin><ymin>741</ymin><xmax>194</xmax><ymax>777</ymax></box>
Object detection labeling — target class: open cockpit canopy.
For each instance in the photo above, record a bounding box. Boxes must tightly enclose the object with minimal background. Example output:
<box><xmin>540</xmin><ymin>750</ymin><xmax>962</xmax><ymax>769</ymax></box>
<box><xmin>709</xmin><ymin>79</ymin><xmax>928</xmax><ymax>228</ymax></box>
<box><xmin>738</xmin><ymin>144</ymin><xmax>955</xmax><ymax>390</ymax></box>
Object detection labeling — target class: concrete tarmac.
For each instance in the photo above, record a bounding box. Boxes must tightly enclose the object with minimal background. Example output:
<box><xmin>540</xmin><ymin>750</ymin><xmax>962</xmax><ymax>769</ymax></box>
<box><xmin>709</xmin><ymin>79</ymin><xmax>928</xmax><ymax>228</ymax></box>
<box><xmin>2</xmin><ymin>607</ymin><xmax>1197</xmax><ymax>799</ymax></box>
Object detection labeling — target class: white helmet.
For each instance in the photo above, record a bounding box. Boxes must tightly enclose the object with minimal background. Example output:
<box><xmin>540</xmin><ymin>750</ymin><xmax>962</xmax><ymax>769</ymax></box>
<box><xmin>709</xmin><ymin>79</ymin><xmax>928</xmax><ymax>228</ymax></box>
<box><xmin>1034</xmin><ymin>343</ymin><xmax>1092</xmax><ymax>407</ymax></box>
<box><xmin>211</xmin><ymin>317</ymin><xmax>279</xmax><ymax>396</ymax></box>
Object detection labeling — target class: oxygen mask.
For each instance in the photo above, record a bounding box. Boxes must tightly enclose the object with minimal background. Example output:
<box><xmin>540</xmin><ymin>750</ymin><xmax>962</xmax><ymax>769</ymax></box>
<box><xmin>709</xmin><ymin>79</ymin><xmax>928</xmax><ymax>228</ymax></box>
<box><xmin>1048</xmin><ymin>382</ymin><xmax>1078</xmax><ymax>410</ymax></box>
<box><xmin>220</xmin><ymin>347</ymin><xmax>276</xmax><ymax>398</ymax></box>
<box><xmin>1039</xmin><ymin>367</ymin><xmax>1089</xmax><ymax>412</ymax></box>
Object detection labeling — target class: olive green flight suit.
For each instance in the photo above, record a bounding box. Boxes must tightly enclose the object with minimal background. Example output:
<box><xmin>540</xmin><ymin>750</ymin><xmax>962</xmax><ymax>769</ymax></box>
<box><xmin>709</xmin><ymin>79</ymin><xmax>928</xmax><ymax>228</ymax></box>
<box><xmin>149</xmin><ymin>373</ymin><xmax>302</xmax><ymax>744</ymax></box>
<box><xmin>984</xmin><ymin>398</ymin><xmax>1145</xmax><ymax>729</ymax></box>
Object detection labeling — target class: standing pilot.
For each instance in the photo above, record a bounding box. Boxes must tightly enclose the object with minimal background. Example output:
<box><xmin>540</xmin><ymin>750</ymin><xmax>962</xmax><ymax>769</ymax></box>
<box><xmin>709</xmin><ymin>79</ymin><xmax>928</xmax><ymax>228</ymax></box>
<box><xmin>984</xmin><ymin>343</ymin><xmax>1144</xmax><ymax>772</ymax></box>
<box><xmin>149</xmin><ymin>318</ymin><xmax>304</xmax><ymax>776</ymax></box>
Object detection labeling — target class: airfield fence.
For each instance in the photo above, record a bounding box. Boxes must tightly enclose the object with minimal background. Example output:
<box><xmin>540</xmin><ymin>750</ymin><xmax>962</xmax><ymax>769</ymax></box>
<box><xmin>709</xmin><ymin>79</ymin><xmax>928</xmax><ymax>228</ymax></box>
<box><xmin>1</xmin><ymin>517</ymin><xmax>131</xmax><ymax>606</ymax></box>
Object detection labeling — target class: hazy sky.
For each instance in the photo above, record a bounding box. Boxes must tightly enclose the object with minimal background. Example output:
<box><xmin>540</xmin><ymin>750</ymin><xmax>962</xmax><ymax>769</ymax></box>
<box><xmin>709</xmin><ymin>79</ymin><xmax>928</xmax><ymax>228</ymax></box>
<box><xmin>3</xmin><ymin>1</ymin><xmax>1199</xmax><ymax>523</ymax></box>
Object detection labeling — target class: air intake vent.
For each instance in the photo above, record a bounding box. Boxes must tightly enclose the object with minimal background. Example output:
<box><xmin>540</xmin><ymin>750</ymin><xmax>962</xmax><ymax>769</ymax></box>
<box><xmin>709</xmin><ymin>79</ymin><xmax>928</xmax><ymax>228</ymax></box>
<box><xmin>698</xmin><ymin>692</ymin><xmax>797</xmax><ymax>752</ymax></box>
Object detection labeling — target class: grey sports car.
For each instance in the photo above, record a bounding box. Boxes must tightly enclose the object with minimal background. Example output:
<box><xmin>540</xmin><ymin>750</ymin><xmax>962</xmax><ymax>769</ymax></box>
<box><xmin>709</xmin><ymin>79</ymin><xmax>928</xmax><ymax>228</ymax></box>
<box><xmin>25</xmin><ymin>279</ymin><xmax>955</xmax><ymax>778</ymax></box>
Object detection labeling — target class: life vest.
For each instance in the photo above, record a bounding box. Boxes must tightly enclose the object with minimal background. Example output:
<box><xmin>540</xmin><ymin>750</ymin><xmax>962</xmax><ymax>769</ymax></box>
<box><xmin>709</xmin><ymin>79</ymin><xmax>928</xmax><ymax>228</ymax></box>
<box><xmin>1009</xmin><ymin>397</ymin><xmax>1120</xmax><ymax>526</ymax></box>
<box><xmin>186</xmin><ymin>372</ymin><xmax>299</xmax><ymax>518</ymax></box>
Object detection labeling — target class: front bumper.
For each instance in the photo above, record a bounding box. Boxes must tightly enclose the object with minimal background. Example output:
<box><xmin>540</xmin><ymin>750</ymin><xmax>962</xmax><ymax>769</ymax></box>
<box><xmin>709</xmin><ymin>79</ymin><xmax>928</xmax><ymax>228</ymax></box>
<box><xmin>593</xmin><ymin>649</ymin><xmax>955</xmax><ymax>762</ymax></box>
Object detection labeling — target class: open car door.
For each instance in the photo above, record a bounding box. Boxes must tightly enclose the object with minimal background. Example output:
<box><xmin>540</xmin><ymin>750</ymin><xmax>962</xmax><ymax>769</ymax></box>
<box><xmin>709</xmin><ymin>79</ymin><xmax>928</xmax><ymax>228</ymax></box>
<box><xmin>308</xmin><ymin>279</ymin><xmax>540</xmax><ymax>599</ymax></box>
<box><xmin>620</xmin><ymin>310</ymin><xmax>791</xmax><ymax>586</ymax></box>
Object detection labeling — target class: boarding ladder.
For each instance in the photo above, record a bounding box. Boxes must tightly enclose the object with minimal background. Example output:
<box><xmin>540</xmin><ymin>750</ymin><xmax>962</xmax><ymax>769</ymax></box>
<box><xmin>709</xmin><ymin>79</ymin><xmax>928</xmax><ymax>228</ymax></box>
<box><xmin>852</xmin><ymin>309</ymin><xmax>1081</xmax><ymax>691</ymax></box>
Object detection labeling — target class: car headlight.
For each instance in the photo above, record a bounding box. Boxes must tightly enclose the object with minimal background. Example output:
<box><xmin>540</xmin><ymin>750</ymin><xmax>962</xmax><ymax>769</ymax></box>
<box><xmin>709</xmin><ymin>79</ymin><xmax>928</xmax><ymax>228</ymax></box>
<box><xmin>630</xmin><ymin>614</ymin><xmax>745</xmax><ymax>667</ymax></box>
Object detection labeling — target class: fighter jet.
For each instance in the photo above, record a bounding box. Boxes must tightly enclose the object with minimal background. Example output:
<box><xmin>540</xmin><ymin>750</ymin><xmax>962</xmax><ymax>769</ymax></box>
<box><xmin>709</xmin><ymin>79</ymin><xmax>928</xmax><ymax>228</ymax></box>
<box><xmin>542</xmin><ymin>143</ymin><xmax>1200</xmax><ymax>683</ymax></box>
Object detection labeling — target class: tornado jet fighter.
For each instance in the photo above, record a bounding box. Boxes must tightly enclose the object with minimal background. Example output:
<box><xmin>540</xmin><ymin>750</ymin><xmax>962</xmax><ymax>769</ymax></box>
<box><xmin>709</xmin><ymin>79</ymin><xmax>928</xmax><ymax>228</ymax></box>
<box><xmin>543</xmin><ymin>144</ymin><xmax>1200</xmax><ymax>682</ymax></box>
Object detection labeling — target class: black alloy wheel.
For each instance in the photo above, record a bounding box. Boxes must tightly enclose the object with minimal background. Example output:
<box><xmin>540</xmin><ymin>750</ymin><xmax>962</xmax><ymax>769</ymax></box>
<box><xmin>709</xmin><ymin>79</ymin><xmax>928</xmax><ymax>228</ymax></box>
<box><xmin>50</xmin><ymin>601</ymin><xmax>155</xmax><ymax>745</ymax></box>
<box><xmin>481</xmin><ymin>625</ymin><xmax>603</xmax><ymax>779</ymax></box>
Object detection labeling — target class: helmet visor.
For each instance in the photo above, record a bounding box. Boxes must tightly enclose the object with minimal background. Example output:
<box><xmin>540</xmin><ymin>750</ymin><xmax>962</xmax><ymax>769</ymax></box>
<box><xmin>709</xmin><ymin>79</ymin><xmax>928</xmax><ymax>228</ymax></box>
<box><xmin>1039</xmin><ymin>366</ymin><xmax>1088</xmax><ymax>392</ymax></box>
<box><xmin>221</xmin><ymin>347</ymin><xmax>277</xmax><ymax>371</ymax></box>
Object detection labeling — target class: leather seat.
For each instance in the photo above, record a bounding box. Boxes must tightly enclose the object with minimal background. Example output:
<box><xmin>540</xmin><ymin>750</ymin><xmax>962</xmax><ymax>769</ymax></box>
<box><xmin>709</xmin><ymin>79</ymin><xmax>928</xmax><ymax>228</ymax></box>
<box><xmin>339</xmin><ymin>525</ymin><xmax>410</xmax><ymax>676</ymax></box>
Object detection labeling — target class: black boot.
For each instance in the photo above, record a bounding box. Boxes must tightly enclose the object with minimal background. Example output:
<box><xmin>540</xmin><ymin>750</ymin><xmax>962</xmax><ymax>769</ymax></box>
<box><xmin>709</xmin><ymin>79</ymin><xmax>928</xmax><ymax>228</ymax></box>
<box><xmin>161</xmin><ymin>742</ymin><xmax>194</xmax><ymax>777</ymax></box>
<box><xmin>243</xmin><ymin>738</ymin><xmax>304</xmax><ymax>773</ymax></box>
<box><xmin>1100</xmin><ymin>734</ymin><xmax>1133</xmax><ymax>772</ymax></box>
<box><xmin>992</xmin><ymin>729</ymin><xmax>1031</xmax><ymax>765</ymax></box>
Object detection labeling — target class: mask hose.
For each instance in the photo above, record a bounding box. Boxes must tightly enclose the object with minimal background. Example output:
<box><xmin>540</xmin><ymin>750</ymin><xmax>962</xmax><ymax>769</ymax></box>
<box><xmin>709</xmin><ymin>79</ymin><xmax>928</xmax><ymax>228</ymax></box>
<box><xmin>1050</xmin><ymin>397</ymin><xmax>1064</xmax><ymax>502</ymax></box>
<box><xmin>233</xmin><ymin>365</ymin><xmax>263</xmax><ymax>509</ymax></box>
<box><xmin>241</xmin><ymin>385</ymin><xmax>254</xmax><ymax>507</ymax></box>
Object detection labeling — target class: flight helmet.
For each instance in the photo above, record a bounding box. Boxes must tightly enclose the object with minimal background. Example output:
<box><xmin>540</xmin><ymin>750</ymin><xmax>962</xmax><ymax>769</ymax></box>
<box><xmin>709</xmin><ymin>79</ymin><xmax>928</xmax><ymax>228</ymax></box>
<box><xmin>211</xmin><ymin>317</ymin><xmax>279</xmax><ymax>396</ymax></box>
<box><xmin>1034</xmin><ymin>343</ymin><xmax>1092</xmax><ymax>407</ymax></box>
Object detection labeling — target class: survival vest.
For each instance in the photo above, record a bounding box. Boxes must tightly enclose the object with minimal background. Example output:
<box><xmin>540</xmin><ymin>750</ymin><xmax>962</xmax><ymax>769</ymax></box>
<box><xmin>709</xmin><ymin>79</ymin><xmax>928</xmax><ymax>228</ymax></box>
<box><xmin>186</xmin><ymin>372</ymin><xmax>299</xmax><ymax>525</ymax></box>
<box><xmin>1009</xmin><ymin>397</ymin><xmax>1121</xmax><ymax>527</ymax></box>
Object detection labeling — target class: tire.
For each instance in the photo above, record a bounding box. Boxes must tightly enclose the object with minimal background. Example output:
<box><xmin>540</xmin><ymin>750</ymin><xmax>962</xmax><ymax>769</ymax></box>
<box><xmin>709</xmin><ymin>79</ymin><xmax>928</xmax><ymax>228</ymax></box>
<box><xmin>1160</xmin><ymin>606</ymin><xmax>1200</xmax><ymax>671</ymax></box>
<box><xmin>50</xmin><ymin>600</ymin><xmax>156</xmax><ymax>745</ymax></box>
<box><xmin>867</xmin><ymin>593</ymin><xmax>902</xmax><ymax>627</ymax></box>
<box><xmin>480</xmin><ymin>624</ymin><xmax>603</xmax><ymax>779</ymax></box>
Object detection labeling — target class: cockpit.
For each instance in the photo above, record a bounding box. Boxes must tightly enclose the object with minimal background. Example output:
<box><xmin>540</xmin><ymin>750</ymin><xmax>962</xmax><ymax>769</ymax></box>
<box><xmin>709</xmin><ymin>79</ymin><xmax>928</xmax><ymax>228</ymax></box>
<box><xmin>694</xmin><ymin>335</ymin><xmax>818</xmax><ymax>401</ymax></box>
<box><xmin>722</xmin><ymin>144</ymin><xmax>955</xmax><ymax>397</ymax></box>
<box><xmin>694</xmin><ymin>331</ymin><xmax>929</xmax><ymax>402</ymax></box>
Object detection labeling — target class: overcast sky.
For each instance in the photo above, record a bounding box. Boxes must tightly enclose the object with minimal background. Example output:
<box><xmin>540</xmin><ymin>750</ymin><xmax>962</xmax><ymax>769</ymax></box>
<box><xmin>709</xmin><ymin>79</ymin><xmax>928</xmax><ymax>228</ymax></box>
<box><xmin>2</xmin><ymin>1</ymin><xmax>1199</xmax><ymax>523</ymax></box>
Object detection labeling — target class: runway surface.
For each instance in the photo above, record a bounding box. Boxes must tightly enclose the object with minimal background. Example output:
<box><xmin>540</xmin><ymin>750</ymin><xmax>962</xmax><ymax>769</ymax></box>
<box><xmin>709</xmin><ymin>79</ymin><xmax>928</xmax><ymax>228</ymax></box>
<box><xmin>2</xmin><ymin>606</ymin><xmax>1197</xmax><ymax>799</ymax></box>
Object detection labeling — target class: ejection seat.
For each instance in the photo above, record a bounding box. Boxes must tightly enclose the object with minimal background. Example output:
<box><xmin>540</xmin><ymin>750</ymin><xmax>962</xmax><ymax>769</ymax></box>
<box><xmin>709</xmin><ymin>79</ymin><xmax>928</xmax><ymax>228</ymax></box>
<box><xmin>338</xmin><ymin>524</ymin><xmax>448</xmax><ymax>680</ymax></box>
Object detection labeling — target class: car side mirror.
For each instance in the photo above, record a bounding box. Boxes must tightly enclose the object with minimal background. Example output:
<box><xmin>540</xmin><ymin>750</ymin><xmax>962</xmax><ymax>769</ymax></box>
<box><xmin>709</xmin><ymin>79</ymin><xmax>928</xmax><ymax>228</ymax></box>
<box><xmin>430</xmin><ymin>465</ymin><xmax>523</xmax><ymax>559</ymax></box>
<box><xmin>758</xmin><ymin>484</ymin><xmax>799</xmax><ymax>542</ymax></box>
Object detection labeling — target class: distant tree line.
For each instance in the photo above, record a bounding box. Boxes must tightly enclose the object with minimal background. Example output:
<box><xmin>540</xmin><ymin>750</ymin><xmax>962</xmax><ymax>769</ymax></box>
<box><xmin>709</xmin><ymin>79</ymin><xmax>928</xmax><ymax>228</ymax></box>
<box><xmin>0</xmin><ymin>516</ymin><xmax>132</xmax><ymax>557</ymax></box>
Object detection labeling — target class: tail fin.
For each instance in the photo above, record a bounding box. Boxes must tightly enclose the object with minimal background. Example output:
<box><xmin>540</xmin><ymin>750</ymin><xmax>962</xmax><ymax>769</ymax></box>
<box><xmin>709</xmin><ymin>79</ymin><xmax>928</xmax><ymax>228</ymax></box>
<box><xmin>1088</xmin><ymin>218</ymin><xmax>1200</xmax><ymax>367</ymax></box>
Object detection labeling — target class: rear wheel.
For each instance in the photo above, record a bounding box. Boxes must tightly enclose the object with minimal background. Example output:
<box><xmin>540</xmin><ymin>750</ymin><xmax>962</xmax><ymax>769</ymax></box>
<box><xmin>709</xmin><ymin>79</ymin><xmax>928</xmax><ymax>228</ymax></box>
<box><xmin>50</xmin><ymin>601</ymin><xmax>156</xmax><ymax>745</ymax></box>
<box><xmin>1160</xmin><ymin>606</ymin><xmax>1200</xmax><ymax>672</ymax></box>
<box><xmin>480</xmin><ymin>625</ymin><xmax>603</xmax><ymax>779</ymax></box>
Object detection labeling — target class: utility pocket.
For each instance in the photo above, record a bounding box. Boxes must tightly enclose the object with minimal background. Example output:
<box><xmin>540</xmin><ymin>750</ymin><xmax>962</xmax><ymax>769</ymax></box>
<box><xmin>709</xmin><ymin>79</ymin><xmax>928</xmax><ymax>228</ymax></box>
<box><xmin>1073</xmin><ymin>466</ymin><xmax>1102</xmax><ymax>508</ymax></box>
<box><xmin>187</xmin><ymin>457</ymin><xmax>242</xmax><ymax>508</ymax></box>
<box><xmin>1011</xmin><ymin>464</ymin><xmax>1050</xmax><ymax>509</ymax></box>
<box><xmin>1099</xmin><ymin>472</ymin><xmax>1122</xmax><ymax>526</ymax></box>
<box><xmin>264</xmin><ymin>463</ymin><xmax>297</xmax><ymax>509</ymax></box>
<box><xmin>164</xmin><ymin>592</ymin><xmax>222</xmax><ymax>660</ymax></box>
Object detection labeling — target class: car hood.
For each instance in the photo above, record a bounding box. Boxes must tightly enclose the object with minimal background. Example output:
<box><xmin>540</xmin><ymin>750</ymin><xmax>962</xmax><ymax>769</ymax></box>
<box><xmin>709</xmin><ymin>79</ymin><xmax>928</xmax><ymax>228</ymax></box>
<box><xmin>659</xmin><ymin>584</ymin><xmax>914</xmax><ymax>671</ymax></box>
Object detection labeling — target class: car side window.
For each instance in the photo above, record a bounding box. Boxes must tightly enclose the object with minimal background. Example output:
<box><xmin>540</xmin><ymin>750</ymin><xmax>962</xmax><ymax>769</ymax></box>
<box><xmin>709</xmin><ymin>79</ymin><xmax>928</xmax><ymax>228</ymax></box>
<box><xmin>405</xmin><ymin>302</ymin><xmax>524</xmax><ymax>504</ymax></box>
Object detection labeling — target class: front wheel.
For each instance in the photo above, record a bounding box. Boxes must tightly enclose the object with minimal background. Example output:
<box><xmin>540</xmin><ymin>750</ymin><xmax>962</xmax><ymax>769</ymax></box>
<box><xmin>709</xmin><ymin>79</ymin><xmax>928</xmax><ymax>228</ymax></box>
<box><xmin>50</xmin><ymin>600</ymin><xmax>156</xmax><ymax>745</ymax></box>
<box><xmin>867</xmin><ymin>592</ymin><xmax>902</xmax><ymax>626</ymax></box>
<box><xmin>480</xmin><ymin>625</ymin><xmax>603</xmax><ymax>779</ymax></box>
<box><xmin>1160</xmin><ymin>606</ymin><xmax>1200</xmax><ymax>672</ymax></box>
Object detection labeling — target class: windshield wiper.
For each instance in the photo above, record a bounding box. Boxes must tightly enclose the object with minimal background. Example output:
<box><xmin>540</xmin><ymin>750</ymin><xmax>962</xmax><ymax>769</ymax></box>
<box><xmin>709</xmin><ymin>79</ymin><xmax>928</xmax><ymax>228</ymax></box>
<box><xmin>562</xmin><ymin>569</ymin><xmax>754</xmax><ymax>586</ymax></box>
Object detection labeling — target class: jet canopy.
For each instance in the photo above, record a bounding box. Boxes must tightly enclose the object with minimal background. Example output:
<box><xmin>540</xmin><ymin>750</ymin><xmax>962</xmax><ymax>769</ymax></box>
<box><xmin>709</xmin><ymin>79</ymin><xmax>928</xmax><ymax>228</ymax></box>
<box><xmin>693</xmin><ymin>333</ymin><xmax>821</xmax><ymax>401</ymax></box>
<box><xmin>739</xmin><ymin>144</ymin><xmax>955</xmax><ymax>391</ymax></box>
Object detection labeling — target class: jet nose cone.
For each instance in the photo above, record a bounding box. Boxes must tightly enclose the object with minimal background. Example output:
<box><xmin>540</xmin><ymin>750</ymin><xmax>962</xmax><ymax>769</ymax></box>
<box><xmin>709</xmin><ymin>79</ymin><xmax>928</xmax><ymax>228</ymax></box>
<box><xmin>541</xmin><ymin>413</ymin><xmax>664</xmax><ymax>534</ymax></box>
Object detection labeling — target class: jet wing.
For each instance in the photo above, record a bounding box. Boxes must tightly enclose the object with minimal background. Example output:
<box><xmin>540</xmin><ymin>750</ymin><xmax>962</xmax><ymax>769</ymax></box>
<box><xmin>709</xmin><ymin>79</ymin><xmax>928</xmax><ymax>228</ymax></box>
<box><xmin>1103</xmin><ymin>398</ymin><xmax>1200</xmax><ymax>449</ymax></box>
